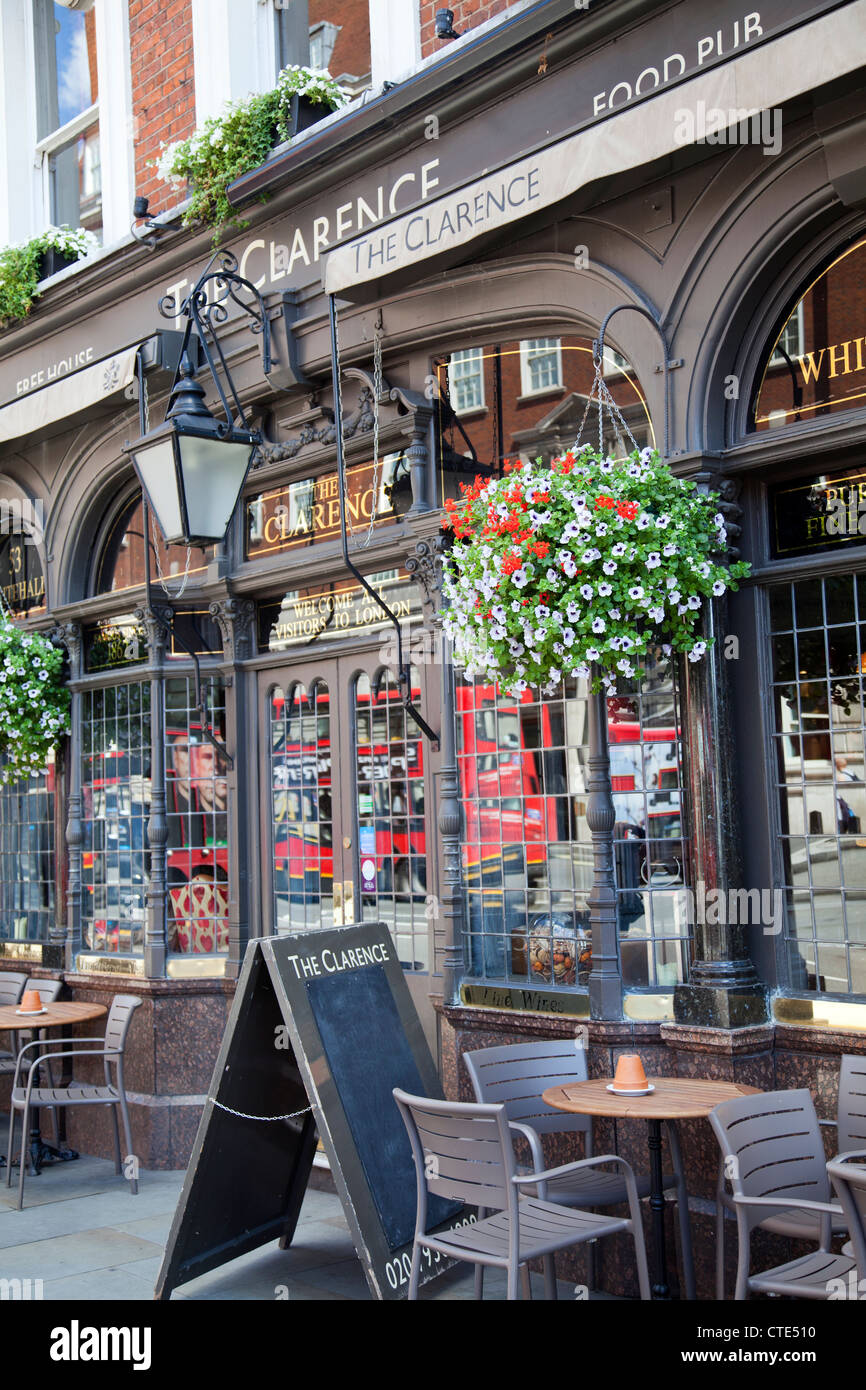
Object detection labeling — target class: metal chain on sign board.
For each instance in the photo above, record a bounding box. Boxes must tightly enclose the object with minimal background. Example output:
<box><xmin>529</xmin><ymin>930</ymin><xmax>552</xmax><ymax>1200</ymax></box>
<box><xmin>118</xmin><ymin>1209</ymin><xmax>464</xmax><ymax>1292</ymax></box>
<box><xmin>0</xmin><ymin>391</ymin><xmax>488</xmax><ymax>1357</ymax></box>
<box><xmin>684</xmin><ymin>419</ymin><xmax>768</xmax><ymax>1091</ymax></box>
<box><xmin>210</xmin><ymin>1098</ymin><xmax>313</xmax><ymax>1122</ymax></box>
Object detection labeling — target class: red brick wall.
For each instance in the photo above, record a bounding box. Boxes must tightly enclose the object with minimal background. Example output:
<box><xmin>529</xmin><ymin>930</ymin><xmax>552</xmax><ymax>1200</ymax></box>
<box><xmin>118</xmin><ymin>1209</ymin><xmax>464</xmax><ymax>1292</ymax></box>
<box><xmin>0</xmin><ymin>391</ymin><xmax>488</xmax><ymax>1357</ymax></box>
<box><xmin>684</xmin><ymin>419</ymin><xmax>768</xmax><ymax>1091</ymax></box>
<box><xmin>129</xmin><ymin>0</ymin><xmax>197</xmax><ymax>211</ymax></box>
<box><xmin>420</xmin><ymin>0</ymin><xmax>514</xmax><ymax>59</ymax></box>
<box><xmin>309</xmin><ymin>0</ymin><xmax>371</xmax><ymax>83</ymax></box>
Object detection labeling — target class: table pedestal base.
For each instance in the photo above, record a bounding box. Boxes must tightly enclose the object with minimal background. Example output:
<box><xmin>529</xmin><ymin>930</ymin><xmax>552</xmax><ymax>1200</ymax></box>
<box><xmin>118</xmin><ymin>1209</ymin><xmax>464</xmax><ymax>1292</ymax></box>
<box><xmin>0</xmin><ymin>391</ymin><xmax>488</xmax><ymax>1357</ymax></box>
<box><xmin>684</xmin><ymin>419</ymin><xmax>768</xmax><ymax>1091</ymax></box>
<box><xmin>647</xmin><ymin>1118</ymin><xmax>672</xmax><ymax>1300</ymax></box>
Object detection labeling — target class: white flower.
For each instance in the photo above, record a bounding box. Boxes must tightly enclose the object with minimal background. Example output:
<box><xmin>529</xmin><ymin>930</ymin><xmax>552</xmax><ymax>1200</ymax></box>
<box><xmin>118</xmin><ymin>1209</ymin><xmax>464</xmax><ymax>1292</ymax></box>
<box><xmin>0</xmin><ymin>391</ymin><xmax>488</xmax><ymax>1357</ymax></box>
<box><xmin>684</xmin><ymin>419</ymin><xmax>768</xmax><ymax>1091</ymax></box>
<box><xmin>595</xmin><ymin>523</ymin><xmax>608</xmax><ymax>537</ymax></box>
<box><xmin>697</xmin><ymin>561</ymin><xmax>711</xmax><ymax>578</ymax></box>
<box><xmin>646</xmin><ymin>553</ymin><xmax>661</xmax><ymax>569</ymax></box>
<box><xmin>491</xmin><ymin>604</ymin><xmax>506</xmax><ymax>623</ymax></box>
<box><xmin>609</xmin><ymin>607</ymin><xmax>621</xmax><ymax>620</ymax></box>
<box><xmin>655</xmin><ymin>514</ymin><xmax>670</xmax><ymax>528</ymax></box>
<box><xmin>603</xmin><ymin>560</ymin><xmax>617</xmax><ymax>575</ymax></box>
<box><xmin>561</xmin><ymin>555</ymin><xmax>578</xmax><ymax>578</ymax></box>
<box><xmin>512</xmin><ymin>569</ymin><xmax>529</xmax><ymax>589</ymax></box>
<box><xmin>636</xmin><ymin>514</ymin><xmax>652</xmax><ymax>530</ymax></box>
<box><xmin>580</xmin><ymin>584</ymin><xmax>594</xmax><ymax>600</ymax></box>
<box><xmin>687</xmin><ymin>595</ymin><xmax>702</xmax><ymax>610</ymax></box>
<box><xmin>566</xmin><ymin>602</ymin><xmax>580</xmax><ymax>622</ymax></box>
<box><xmin>572</xmin><ymin>663</ymin><xmax>591</xmax><ymax>679</ymax></box>
<box><xmin>669</xmin><ymin>590</ymin><xmax>681</xmax><ymax>605</ymax></box>
<box><xmin>598</xmin><ymin>581</ymin><xmax>612</xmax><ymax>597</ymax></box>
<box><xmin>592</xmin><ymin>617</ymin><xmax>606</xmax><ymax>634</ymax></box>
<box><xmin>648</xmin><ymin>606</ymin><xmax>666</xmax><ymax>623</ymax></box>
<box><xmin>712</xmin><ymin>580</ymin><xmax>726</xmax><ymax>597</ymax></box>
<box><xmin>511</xmin><ymin>600</ymin><xmax>523</xmax><ymax>612</ymax></box>
<box><xmin>534</xmin><ymin>606</ymin><xmax>550</xmax><ymax>620</ymax></box>
<box><xmin>490</xmin><ymin>624</ymin><xmax>506</xmax><ymax>639</ymax></box>
<box><xmin>612</xmin><ymin>543</ymin><xmax>627</xmax><ymax>557</ymax></box>
<box><xmin>562</xmin><ymin>627</ymin><xmax>575</xmax><ymax>647</ymax></box>
<box><xmin>586</xmin><ymin>647</ymin><xmax>600</xmax><ymax>661</ymax></box>
<box><xmin>628</xmin><ymin>585</ymin><xmax>645</xmax><ymax>601</ymax></box>
<box><xmin>663</xmin><ymin>543</ymin><xmax>677</xmax><ymax>557</ymax></box>
<box><xmin>582</xmin><ymin>548</ymin><xmax>601</xmax><ymax>564</ymax></box>
<box><xmin>546</xmin><ymin>568</ymin><xmax>560</xmax><ymax>585</ymax></box>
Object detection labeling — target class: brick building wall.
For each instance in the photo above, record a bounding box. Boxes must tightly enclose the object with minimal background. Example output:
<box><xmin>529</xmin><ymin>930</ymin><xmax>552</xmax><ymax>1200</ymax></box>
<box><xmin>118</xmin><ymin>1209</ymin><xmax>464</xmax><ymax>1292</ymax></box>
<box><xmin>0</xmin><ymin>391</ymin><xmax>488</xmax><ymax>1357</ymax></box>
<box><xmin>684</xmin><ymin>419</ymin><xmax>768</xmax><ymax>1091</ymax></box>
<box><xmin>129</xmin><ymin>0</ymin><xmax>197</xmax><ymax>210</ymax></box>
<box><xmin>420</xmin><ymin>0</ymin><xmax>514</xmax><ymax>59</ymax></box>
<box><xmin>309</xmin><ymin>0</ymin><xmax>371</xmax><ymax>84</ymax></box>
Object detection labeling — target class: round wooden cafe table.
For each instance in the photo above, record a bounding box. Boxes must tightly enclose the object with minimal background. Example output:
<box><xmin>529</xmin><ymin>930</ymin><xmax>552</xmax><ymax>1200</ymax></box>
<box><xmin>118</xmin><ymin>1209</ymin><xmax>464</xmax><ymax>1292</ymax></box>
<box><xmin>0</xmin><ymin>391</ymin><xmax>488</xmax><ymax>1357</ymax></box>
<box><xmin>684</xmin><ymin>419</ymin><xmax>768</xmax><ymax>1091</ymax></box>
<box><xmin>542</xmin><ymin>1077</ymin><xmax>761</xmax><ymax>1300</ymax></box>
<box><xmin>0</xmin><ymin>1000</ymin><xmax>107</xmax><ymax>1174</ymax></box>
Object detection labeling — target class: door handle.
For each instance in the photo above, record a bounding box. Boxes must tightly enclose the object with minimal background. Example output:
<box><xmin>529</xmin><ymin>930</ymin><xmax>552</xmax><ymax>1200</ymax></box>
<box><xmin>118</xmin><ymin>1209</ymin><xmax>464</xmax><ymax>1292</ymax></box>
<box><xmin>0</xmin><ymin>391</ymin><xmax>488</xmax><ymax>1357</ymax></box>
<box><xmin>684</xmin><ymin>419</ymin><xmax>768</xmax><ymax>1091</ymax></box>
<box><xmin>333</xmin><ymin>878</ymin><xmax>354</xmax><ymax>925</ymax></box>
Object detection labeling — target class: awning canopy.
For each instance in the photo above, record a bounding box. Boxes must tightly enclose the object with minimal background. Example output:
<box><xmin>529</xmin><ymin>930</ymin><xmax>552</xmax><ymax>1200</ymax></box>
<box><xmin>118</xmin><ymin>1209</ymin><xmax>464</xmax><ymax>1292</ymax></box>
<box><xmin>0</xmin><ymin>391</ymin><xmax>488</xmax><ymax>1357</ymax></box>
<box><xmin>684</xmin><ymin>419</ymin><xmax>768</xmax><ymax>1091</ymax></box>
<box><xmin>0</xmin><ymin>343</ymin><xmax>142</xmax><ymax>445</ymax></box>
<box><xmin>324</xmin><ymin>0</ymin><xmax>866</xmax><ymax>296</ymax></box>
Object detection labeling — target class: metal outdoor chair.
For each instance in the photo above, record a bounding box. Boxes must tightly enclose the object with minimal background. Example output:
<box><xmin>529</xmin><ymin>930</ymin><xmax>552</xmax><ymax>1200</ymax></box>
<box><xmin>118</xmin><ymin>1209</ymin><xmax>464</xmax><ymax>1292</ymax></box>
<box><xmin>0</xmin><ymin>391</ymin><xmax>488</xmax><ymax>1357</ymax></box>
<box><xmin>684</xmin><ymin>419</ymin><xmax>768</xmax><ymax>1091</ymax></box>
<box><xmin>0</xmin><ymin>972</ymin><xmax>28</xmax><ymax>1007</ymax></box>
<box><xmin>394</xmin><ymin>1087</ymin><xmax>651</xmax><ymax>1301</ymax></box>
<box><xmin>0</xmin><ymin>978</ymin><xmax>65</xmax><ymax>1145</ymax></box>
<box><xmin>821</xmin><ymin>1054</ymin><xmax>866</xmax><ymax>1155</ymax></box>
<box><xmin>464</xmin><ymin>1038</ymin><xmax>695</xmax><ymax>1299</ymax></box>
<box><xmin>709</xmin><ymin>1088</ymin><xmax>848</xmax><ymax>1299</ymax></box>
<box><xmin>6</xmin><ymin>994</ymin><xmax>142</xmax><ymax>1210</ymax></box>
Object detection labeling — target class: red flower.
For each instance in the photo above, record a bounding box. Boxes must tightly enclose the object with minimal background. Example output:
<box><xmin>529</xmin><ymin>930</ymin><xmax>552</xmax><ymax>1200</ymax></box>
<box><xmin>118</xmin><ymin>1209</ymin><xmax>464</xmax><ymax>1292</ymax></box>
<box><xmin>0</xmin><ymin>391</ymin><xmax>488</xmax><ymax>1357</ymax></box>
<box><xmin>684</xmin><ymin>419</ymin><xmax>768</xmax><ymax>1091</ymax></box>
<box><xmin>531</xmin><ymin>541</ymin><xmax>550</xmax><ymax>559</ymax></box>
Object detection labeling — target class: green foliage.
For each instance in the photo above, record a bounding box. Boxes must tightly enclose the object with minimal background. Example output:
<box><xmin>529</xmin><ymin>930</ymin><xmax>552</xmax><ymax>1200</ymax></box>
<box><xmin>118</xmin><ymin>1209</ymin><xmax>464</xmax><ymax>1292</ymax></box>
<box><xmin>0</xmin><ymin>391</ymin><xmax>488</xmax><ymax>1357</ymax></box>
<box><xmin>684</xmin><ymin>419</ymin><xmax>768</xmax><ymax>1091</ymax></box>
<box><xmin>0</xmin><ymin>619</ymin><xmax>71</xmax><ymax>784</ymax></box>
<box><xmin>156</xmin><ymin>66</ymin><xmax>348</xmax><ymax>244</ymax></box>
<box><xmin>442</xmin><ymin>445</ymin><xmax>752</xmax><ymax>695</ymax></box>
<box><xmin>0</xmin><ymin>225</ymin><xmax>96</xmax><ymax>328</ymax></box>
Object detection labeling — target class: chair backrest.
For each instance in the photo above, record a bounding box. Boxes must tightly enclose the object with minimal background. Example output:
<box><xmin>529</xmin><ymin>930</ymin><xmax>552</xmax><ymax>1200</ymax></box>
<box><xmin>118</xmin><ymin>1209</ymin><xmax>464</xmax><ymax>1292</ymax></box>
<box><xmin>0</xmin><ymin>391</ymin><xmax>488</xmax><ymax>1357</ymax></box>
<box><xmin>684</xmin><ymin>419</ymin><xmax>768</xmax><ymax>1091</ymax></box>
<box><xmin>393</xmin><ymin>1088</ymin><xmax>517</xmax><ymax>1223</ymax></box>
<box><xmin>0</xmin><ymin>972</ymin><xmax>28</xmax><ymax>1007</ymax></box>
<box><xmin>104</xmin><ymin>994</ymin><xmax>142</xmax><ymax>1052</ymax></box>
<box><xmin>463</xmin><ymin>1038</ymin><xmax>591</xmax><ymax>1137</ymax></box>
<box><xmin>708</xmin><ymin>1089</ymin><xmax>830</xmax><ymax>1234</ymax></box>
<box><xmin>838</xmin><ymin>1055</ymin><xmax>866</xmax><ymax>1154</ymax></box>
<box><xmin>23</xmin><ymin>977</ymin><xmax>63</xmax><ymax>1004</ymax></box>
<box><xmin>827</xmin><ymin>1152</ymin><xmax>866</xmax><ymax>1279</ymax></box>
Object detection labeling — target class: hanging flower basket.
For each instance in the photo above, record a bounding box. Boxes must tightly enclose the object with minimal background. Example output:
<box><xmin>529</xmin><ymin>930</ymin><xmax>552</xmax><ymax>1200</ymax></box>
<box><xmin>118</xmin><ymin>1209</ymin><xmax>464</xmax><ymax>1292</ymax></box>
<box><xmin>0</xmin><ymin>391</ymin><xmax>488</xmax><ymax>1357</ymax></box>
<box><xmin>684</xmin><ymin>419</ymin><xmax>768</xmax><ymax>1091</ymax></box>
<box><xmin>0</xmin><ymin>618</ymin><xmax>71</xmax><ymax>784</ymax></box>
<box><xmin>441</xmin><ymin>445</ymin><xmax>750</xmax><ymax>695</ymax></box>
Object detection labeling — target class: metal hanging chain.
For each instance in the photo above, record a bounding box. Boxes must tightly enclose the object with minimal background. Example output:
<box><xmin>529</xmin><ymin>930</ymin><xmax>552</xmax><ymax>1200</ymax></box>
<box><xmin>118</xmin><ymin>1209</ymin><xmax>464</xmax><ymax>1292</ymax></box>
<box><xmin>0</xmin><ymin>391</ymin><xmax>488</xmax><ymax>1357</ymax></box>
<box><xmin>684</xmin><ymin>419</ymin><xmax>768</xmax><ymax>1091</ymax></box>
<box><xmin>359</xmin><ymin>312</ymin><xmax>383</xmax><ymax>550</ymax></box>
<box><xmin>573</xmin><ymin>349</ymin><xmax>641</xmax><ymax>458</ymax></box>
<box><xmin>210</xmin><ymin>1098</ymin><xmax>313</xmax><ymax>1122</ymax></box>
<box><xmin>140</xmin><ymin>366</ymin><xmax>193</xmax><ymax>600</ymax></box>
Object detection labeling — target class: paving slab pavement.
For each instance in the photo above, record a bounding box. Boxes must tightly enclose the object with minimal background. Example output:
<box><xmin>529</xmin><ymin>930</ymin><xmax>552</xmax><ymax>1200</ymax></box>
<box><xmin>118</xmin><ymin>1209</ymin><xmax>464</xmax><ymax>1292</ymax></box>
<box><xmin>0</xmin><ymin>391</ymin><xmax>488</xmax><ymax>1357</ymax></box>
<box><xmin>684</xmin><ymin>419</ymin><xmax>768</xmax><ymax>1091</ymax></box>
<box><xmin>0</xmin><ymin>1120</ymin><xmax>593</xmax><ymax>1300</ymax></box>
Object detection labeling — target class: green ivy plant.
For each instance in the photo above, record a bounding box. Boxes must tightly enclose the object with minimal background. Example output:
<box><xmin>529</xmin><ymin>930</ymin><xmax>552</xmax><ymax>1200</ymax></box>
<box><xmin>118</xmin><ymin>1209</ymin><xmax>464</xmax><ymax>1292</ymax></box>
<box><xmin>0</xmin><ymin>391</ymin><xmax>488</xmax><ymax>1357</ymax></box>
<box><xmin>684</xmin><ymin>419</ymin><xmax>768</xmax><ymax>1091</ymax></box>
<box><xmin>0</xmin><ymin>618</ymin><xmax>71</xmax><ymax>784</ymax></box>
<box><xmin>442</xmin><ymin>445</ymin><xmax>752</xmax><ymax>695</ymax></box>
<box><xmin>0</xmin><ymin>225</ymin><xmax>97</xmax><ymax>328</ymax></box>
<box><xmin>156</xmin><ymin>65</ymin><xmax>348</xmax><ymax>244</ymax></box>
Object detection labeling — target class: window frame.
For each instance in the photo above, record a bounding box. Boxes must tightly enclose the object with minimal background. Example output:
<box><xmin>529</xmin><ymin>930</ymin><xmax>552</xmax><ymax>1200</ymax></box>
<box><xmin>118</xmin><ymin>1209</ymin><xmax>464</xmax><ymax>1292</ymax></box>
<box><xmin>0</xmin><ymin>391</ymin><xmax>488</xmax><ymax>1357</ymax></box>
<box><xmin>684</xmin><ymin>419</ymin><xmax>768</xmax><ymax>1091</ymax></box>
<box><xmin>518</xmin><ymin>337</ymin><xmax>563</xmax><ymax>397</ymax></box>
<box><xmin>448</xmin><ymin>347</ymin><xmax>486</xmax><ymax>415</ymax></box>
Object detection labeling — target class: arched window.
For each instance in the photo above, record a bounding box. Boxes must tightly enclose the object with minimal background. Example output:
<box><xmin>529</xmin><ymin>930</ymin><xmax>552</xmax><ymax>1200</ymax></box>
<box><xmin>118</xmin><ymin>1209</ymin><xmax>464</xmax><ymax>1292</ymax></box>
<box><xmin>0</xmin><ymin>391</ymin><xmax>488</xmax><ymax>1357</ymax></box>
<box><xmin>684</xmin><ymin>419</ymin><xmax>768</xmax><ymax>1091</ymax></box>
<box><xmin>751</xmin><ymin>235</ymin><xmax>866</xmax><ymax>432</ymax></box>
<box><xmin>95</xmin><ymin>494</ymin><xmax>213</xmax><ymax>594</ymax></box>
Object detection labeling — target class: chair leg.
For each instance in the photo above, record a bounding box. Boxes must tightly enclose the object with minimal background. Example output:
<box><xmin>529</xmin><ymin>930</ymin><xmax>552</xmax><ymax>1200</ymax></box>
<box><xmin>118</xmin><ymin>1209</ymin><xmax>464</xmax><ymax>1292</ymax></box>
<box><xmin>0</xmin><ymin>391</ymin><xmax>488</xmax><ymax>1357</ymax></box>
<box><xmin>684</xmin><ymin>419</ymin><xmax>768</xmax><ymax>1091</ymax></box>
<box><xmin>631</xmin><ymin>1219</ymin><xmax>652</xmax><ymax>1301</ymax></box>
<box><xmin>474</xmin><ymin>1208</ymin><xmax>487</xmax><ymax>1299</ymax></box>
<box><xmin>408</xmin><ymin>1240</ymin><xmax>422</xmax><ymax>1300</ymax></box>
<box><xmin>506</xmin><ymin>1259</ymin><xmax>520</xmax><ymax>1300</ymax></box>
<box><xmin>520</xmin><ymin>1264</ymin><xmax>532</xmax><ymax>1299</ymax></box>
<box><xmin>110</xmin><ymin>1104</ymin><xmax>122</xmax><ymax>1175</ymax></box>
<box><xmin>5</xmin><ymin>1103</ymin><xmax>15</xmax><ymax>1187</ymax></box>
<box><xmin>116</xmin><ymin>1095</ymin><xmax>138</xmax><ymax>1194</ymax></box>
<box><xmin>715</xmin><ymin>1200</ymin><xmax>726</xmax><ymax>1300</ymax></box>
<box><xmin>543</xmin><ymin>1254</ymin><xmax>557</xmax><ymax>1300</ymax></box>
<box><xmin>666</xmin><ymin>1120</ymin><xmax>696</xmax><ymax>1301</ymax></box>
<box><xmin>588</xmin><ymin>1238</ymin><xmax>598</xmax><ymax>1293</ymax></box>
<box><xmin>17</xmin><ymin>1099</ymin><xmax>29</xmax><ymax>1211</ymax></box>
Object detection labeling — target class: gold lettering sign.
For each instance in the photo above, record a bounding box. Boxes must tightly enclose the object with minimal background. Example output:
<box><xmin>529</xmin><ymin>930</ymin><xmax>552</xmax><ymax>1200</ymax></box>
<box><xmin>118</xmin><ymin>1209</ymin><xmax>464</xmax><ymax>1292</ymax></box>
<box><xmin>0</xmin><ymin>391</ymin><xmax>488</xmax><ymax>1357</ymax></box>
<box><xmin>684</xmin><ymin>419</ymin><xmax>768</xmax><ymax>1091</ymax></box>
<box><xmin>769</xmin><ymin>467</ymin><xmax>866</xmax><ymax>559</ymax></box>
<box><xmin>246</xmin><ymin>460</ymin><xmax>398</xmax><ymax>560</ymax></box>
<box><xmin>754</xmin><ymin>237</ymin><xmax>866</xmax><ymax>430</ymax></box>
<box><xmin>259</xmin><ymin>571</ymin><xmax>419</xmax><ymax>651</ymax></box>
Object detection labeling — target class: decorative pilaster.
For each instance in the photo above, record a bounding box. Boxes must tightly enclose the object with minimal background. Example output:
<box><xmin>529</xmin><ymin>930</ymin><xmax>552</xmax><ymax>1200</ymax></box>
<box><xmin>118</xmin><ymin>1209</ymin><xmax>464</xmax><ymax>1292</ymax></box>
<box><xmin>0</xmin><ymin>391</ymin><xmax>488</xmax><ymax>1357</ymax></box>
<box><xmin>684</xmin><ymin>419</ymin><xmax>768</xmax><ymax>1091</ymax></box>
<box><xmin>390</xmin><ymin>388</ymin><xmax>433</xmax><ymax>515</ymax></box>
<box><xmin>49</xmin><ymin>622</ymin><xmax>82</xmax><ymax>971</ymax></box>
<box><xmin>586</xmin><ymin>673</ymin><xmax>621</xmax><ymax>1019</ymax></box>
<box><xmin>135</xmin><ymin>604</ymin><xmax>172</xmax><ymax>978</ymax></box>
<box><xmin>210</xmin><ymin>597</ymin><xmax>255</xmax><ymax>979</ymax></box>
<box><xmin>673</xmin><ymin>476</ymin><xmax>767</xmax><ymax>1028</ymax></box>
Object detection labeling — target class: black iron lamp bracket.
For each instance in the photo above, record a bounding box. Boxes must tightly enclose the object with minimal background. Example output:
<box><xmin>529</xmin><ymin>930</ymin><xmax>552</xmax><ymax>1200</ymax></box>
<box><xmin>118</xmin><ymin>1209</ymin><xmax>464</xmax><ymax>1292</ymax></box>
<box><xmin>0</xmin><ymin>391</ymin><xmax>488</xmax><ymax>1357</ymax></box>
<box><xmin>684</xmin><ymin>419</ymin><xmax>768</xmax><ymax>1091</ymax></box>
<box><xmin>593</xmin><ymin>303</ymin><xmax>676</xmax><ymax>459</ymax></box>
<box><xmin>158</xmin><ymin>249</ymin><xmax>272</xmax><ymax>436</ymax></box>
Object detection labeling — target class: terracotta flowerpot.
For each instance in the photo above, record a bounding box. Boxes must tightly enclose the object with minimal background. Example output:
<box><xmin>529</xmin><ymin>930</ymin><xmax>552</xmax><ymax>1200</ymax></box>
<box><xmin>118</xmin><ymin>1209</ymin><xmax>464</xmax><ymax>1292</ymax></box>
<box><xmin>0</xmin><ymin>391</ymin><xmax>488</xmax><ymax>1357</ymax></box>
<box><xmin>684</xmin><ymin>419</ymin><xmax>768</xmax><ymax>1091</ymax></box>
<box><xmin>613</xmin><ymin>1053</ymin><xmax>648</xmax><ymax>1089</ymax></box>
<box><xmin>19</xmin><ymin>989</ymin><xmax>42</xmax><ymax>1012</ymax></box>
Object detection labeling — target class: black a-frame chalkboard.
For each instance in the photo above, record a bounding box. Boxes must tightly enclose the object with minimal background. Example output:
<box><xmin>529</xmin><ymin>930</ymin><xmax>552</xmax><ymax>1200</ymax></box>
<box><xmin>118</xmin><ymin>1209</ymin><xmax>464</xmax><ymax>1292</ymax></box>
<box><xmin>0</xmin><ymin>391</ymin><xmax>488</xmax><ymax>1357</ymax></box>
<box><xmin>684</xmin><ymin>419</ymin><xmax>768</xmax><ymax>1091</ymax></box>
<box><xmin>154</xmin><ymin>923</ymin><xmax>467</xmax><ymax>1300</ymax></box>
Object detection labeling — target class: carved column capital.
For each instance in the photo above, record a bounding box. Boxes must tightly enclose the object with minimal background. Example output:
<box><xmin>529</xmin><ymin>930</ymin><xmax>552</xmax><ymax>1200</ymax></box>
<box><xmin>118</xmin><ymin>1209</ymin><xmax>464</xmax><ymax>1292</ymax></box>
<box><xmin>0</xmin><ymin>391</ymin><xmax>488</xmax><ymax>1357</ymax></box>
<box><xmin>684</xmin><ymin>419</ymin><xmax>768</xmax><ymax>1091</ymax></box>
<box><xmin>48</xmin><ymin>620</ymin><xmax>83</xmax><ymax>679</ymax></box>
<box><xmin>133</xmin><ymin>604</ymin><xmax>173</xmax><ymax>665</ymax></box>
<box><xmin>210</xmin><ymin>598</ymin><xmax>256</xmax><ymax>663</ymax></box>
<box><xmin>406</xmin><ymin>533</ymin><xmax>452</xmax><ymax>626</ymax></box>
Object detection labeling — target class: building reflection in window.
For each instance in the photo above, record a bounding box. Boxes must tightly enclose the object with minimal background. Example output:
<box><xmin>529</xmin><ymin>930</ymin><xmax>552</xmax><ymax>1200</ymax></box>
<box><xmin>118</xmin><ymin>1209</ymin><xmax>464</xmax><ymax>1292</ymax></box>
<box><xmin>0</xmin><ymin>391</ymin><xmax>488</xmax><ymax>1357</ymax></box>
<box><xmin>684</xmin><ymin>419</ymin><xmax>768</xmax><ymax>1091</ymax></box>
<box><xmin>81</xmin><ymin>682</ymin><xmax>151</xmax><ymax>955</ymax></box>
<box><xmin>770</xmin><ymin>575</ymin><xmax>866</xmax><ymax>995</ymax></box>
<box><xmin>0</xmin><ymin>751</ymin><xmax>55</xmax><ymax>943</ymax></box>
<box><xmin>457</xmin><ymin>657</ymin><xmax>690</xmax><ymax>992</ymax></box>
<box><xmin>165</xmin><ymin>677</ymin><xmax>229</xmax><ymax>954</ymax></box>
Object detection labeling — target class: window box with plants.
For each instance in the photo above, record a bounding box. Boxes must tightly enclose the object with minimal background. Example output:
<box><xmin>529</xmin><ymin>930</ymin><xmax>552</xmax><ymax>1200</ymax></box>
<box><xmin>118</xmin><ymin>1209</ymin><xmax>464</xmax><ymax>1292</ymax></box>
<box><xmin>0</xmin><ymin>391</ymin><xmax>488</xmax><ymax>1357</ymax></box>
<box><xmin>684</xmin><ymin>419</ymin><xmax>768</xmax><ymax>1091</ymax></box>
<box><xmin>0</xmin><ymin>225</ymin><xmax>97</xmax><ymax>329</ymax></box>
<box><xmin>155</xmin><ymin>65</ymin><xmax>348</xmax><ymax>244</ymax></box>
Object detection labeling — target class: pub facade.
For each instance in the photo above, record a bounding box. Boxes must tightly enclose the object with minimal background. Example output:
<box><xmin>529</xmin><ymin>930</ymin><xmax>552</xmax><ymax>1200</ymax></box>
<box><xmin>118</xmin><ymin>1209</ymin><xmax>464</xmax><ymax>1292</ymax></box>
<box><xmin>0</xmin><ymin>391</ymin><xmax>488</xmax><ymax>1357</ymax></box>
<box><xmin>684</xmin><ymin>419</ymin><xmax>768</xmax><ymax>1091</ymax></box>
<box><xmin>1</xmin><ymin>0</ymin><xmax>866</xmax><ymax>1295</ymax></box>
